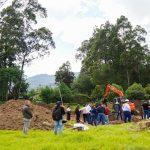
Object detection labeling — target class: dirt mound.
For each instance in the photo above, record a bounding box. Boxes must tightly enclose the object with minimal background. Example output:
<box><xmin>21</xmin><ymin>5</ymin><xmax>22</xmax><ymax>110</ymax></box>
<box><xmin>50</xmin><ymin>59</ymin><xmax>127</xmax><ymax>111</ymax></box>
<box><xmin>129</xmin><ymin>120</ymin><xmax>150</xmax><ymax>131</ymax></box>
<box><xmin>0</xmin><ymin>100</ymin><xmax>144</xmax><ymax>130</ymax></box>
<box><xmin>0</xmin><ymin>100</ymin><xmax>53</xmax><ymax>130</ymax></box>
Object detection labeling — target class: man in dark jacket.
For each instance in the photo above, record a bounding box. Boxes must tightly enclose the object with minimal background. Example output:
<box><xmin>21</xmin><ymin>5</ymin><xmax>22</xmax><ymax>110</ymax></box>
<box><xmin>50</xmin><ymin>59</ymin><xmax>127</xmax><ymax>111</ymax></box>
<box><xmin>142</xmin><ymin>101</ymin><xmax>149</xmax><ymax>119</ymax></box>
<box><xmin>114</xmin><ymin>101</ymin><xmax>123</xmax><ymax>120</ymax></box>
<box><xmin>52</xmin><ymin>101</ymin><xmax>65</xmax><ymax>135</ymax></box>
<box><xmin>22</xmin><ymin>100</ymin><xmax>33</xmax><ymax>134</ymax></box>
<box><xmin>97</xmin><ymin>103</ymin><xmax>105</xmax><ymax>125</ymax></box>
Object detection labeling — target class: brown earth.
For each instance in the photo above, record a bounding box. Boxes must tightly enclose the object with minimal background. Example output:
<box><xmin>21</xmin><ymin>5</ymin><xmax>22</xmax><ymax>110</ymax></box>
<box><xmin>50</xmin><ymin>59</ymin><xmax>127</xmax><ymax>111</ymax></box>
<box><xmin>0</xmin><ymin>100</ymin><xmax>53</xmax><ymax>130</ymax></box>
<box><xmin>0</xmin><ymin>99</ymin><xmax>144</xmax><ymax>130</ymax></box>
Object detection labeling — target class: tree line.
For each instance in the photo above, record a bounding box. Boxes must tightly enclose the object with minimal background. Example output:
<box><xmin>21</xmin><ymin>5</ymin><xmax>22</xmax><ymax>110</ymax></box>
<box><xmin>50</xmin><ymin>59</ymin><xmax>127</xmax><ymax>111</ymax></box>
<box><xmin>0</xmin><ymin>1</ymin><xmax>150</xmax><ymax>103</ymax></box>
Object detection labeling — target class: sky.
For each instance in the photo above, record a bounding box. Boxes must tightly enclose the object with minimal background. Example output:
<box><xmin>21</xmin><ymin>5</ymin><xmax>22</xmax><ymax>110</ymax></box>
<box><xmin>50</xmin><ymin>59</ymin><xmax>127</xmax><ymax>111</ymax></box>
<box><xmin>7</xmin><ymin>0</ymin><xmax>150</xmax><ymax>77</ymax></box>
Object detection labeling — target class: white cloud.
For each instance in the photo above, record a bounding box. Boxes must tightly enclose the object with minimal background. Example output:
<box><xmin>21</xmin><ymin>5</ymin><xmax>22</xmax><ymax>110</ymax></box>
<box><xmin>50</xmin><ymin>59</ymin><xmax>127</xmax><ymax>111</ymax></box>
<box><xmin>24</xmin><ymin>47</ymin><xmax>81</xmax><ymax>77</ymax></box>
<box><xmin>24</xmin><ymin>0</ymin><xmax>150</xmax><ymax>77</ymax></box>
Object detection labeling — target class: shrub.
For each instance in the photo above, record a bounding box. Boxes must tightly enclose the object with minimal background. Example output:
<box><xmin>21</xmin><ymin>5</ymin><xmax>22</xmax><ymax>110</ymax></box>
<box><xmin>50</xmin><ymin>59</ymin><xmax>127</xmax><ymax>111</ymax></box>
<box><xmin>91</xmin><ymin>85</ymin><xmax>104</xmax><ymax>101</ymax></box>
<box><xmin>144</xmin><ymin>85</ymin><xmax>150</xmax><ymax>99</ymax></box>
<box><xmin>125</xmin><ymin>83</ymin><xmax>145</xmax><ymax>100</ymax></box>
<box><xmin>59</xmin><ymin>83</ymin><xmax>73</xmax><ymax>103</ymax></box>
<box><xmin>72</xmin><ymin>93</ymin><xmax>90</xmax><ymax>104</ymax></box>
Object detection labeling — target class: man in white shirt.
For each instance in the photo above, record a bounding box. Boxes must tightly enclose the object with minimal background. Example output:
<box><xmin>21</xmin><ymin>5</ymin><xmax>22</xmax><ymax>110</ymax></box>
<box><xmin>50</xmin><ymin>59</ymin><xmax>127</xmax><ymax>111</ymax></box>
<box><xmin>86</xmin><ymin>104</ymin><xmax>92</xmax><ymax>124</ymax></box>
<box><xmin>122</xmin><ymin>99</ymin><xmax>131</xmax><ymax>123</ymax></box>
<box><xmin>80</xmin><ymin>105</ymin><xmax>87</xmax><ymax>123</ymax></box>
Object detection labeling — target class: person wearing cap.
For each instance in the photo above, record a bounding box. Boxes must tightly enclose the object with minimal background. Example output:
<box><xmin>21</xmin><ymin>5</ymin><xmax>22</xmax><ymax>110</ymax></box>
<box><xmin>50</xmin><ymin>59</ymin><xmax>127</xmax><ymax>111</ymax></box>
<box><xmin>122</xmin><ymin>99</ymin><xmax>131</xmax><ymax>123</ymax></box>
<box><xmin>22</xmin><ymin>100</ymin><xmax>33</xmax><ymax>134</ymax></box>
<box><xmin>114</xmin><ymin>101</ymin><xmax>122</xmax><ymax>120</ymax></box>
<box><xmin>52</xmin><ymin>101</ymin><xmax>65</xmax><ymax>135</ymax></box>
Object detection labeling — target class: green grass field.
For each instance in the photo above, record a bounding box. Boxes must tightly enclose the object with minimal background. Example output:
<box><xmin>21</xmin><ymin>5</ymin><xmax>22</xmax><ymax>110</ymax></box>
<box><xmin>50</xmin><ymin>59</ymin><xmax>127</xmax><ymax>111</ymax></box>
<box><xmin>0</xmin><ymin>123</ymin><xmax>149</xmax><ymax>150</ymax></box>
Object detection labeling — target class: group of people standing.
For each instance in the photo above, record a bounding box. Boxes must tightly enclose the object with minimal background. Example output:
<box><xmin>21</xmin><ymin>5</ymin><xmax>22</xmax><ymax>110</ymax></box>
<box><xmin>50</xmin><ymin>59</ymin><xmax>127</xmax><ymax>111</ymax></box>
<box><xmin>114</xmin><ymin>99</ymin><xmax>132</xmax><ymax>123</ymax></box>
<box><xmin>114</xmin><ymin>99</ymin><xmax>150</xmax><ymax>122</ymax></box>
<box><xmin>22</xmin><ymin>99</ymin><xmax>150</xmax><ymax>135</ymax></box>
<box><xmin>73</xmin><ymin>103</ymin><xmax>110</xmax><ymax>125</ymax></box>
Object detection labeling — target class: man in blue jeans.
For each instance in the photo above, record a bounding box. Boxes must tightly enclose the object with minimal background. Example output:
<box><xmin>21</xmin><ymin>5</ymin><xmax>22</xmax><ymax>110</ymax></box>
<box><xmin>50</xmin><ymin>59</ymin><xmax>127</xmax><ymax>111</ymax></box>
<box><xmin>96</xmin><ymin>103</ymin><xmax>105</xmax><ymax>125</ymax></box>
<box><xmin>142</xmin><ymin>101</ymin><xmax>149</xmax><ymax>119</ymax></box>
<box><xmin>52</xmin><ymin>101</ymin><xmax>65</xmax><ymax>135</ymax></box>
<box><xmin>122</xmin><ymin>99</ymin><xmax>131</xmax><ymax>123</ymax></box>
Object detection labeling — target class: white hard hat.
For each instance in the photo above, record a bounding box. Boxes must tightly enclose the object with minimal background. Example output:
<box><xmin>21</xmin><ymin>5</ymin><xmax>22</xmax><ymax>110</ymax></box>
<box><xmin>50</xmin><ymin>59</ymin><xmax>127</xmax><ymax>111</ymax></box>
<box><xmin>125</xmin><ymin>99</ymin><xmax>129</xmax><ymax>102</ymax></box>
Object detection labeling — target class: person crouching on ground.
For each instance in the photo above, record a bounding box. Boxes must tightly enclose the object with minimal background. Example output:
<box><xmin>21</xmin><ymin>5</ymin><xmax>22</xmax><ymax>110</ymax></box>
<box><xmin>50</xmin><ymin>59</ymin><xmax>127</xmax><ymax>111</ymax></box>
<box><xmin>122</xmin><ymin>99</ymin><xmax>131</xmax><ymax>123</ymax></box>
<box><xmin>52</xmin><ymin>101</ymin><xmax>65</xmax><ymax>135</ymax></box>
<box><xmin>22</xmin><ymin>100</ymin><xmax>33</xmax><ymax>134</ymax></box>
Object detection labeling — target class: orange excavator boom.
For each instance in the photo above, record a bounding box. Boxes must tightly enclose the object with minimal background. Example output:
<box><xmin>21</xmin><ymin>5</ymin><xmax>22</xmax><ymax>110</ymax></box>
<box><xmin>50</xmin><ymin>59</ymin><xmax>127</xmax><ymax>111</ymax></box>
<box><xmin>104</xmin><ymin>84</ymin><xmax>124</xmax><ymax>98</ymax></box>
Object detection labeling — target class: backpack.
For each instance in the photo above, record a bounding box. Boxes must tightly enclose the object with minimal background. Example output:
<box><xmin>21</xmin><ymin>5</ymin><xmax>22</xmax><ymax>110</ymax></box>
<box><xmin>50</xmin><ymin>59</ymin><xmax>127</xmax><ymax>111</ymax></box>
<box><xmin>128</xmin><ymin>102</ymin><xmax>135</xmax><ymax>111</ymax></box>
<box><xmin>52</xmin><ymin>107</ymin><xmax>62</xmax><ymax>121</ymax></box>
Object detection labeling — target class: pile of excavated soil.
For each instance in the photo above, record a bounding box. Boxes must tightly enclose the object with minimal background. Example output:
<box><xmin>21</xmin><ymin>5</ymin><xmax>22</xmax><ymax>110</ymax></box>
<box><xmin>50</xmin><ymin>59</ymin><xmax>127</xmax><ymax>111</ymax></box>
<box><xmin>0</xmin><ymin>100</ymin><xmax>53</xmax><ymax>130</ymax></box>
<box><xmin>0</xmin><ymin>100</ymin><xmax>144</xmax><ymax>130</ymax></box>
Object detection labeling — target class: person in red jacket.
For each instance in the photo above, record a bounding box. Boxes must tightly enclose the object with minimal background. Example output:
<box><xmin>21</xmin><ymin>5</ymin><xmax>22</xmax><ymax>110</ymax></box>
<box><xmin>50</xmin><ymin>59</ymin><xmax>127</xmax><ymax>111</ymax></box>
<box><xmin>104</xmin><ymin>104</ymin><xmax>110</xmax><ymax>124</ymax></box>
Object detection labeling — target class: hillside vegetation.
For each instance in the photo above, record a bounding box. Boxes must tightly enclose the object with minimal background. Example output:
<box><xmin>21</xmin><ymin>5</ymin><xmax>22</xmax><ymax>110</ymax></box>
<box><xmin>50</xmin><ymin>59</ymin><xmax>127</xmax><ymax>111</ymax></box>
<box><xmin>0</xmin><ymin>123</ymin><xmax>149</xmax><ymax>150</ymax></box>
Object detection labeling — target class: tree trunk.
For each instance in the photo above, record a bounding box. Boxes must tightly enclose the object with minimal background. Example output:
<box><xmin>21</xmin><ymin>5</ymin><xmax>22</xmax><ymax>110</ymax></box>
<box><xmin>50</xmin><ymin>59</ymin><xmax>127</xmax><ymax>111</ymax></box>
<box><xmin>17</xmin><ymin>54</ymin><xmax>26</xmax><ymax>99</ymax></box>
<box><xmin>126</xmin><ymin>69</ymin><xmax>130</xmax><ymax>86</ymax></box>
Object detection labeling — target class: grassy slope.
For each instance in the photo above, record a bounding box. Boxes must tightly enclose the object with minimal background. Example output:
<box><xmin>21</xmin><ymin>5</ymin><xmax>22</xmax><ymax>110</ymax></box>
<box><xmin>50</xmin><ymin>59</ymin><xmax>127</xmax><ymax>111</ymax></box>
<box><xmin>0</xmin><ymin>124</ymin><xmax>149</xmax><ymax>150</ymax></box>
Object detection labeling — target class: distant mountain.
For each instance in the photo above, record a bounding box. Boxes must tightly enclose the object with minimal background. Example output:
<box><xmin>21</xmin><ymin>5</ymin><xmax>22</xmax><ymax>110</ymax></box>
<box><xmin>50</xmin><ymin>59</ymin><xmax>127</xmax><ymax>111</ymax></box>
<box><xmin>27</xmin><ymin>73</ymin><xmax>79</xmax><ymax>89</ymax></box>
<box><xmin>27</xmin><ymin>74</ymin><xmax>55</xmax><ymax>89</ymax></box>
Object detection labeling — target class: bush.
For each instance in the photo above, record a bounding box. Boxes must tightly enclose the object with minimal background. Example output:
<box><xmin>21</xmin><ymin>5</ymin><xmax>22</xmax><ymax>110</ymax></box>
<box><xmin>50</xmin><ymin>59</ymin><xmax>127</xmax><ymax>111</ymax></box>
<box><xmin>144</xmin><ymin>85</ymin><xmax>150</xmax><ymax>99</ymax></box>
<box><xmin>91</xmin><ymin>85</ymin><xmax>104</xmax><ymax>101</ymax></box>
<box><xmin>72</xmin><ymin>93</ymin><xmax>90</xmax><ymax>104</ymax></box>
<box><xmin>125</xmin><ymin>83</ymin><xmax>145</xmax><ymax>100</ymax></box>
<box><xmin>145</xmin><ymin>87</ymin><xmax>150</xmax><ymax>95</ymax></box>
<box><xmin>39</xmin><ymin>86</ymin><xmax>53</xmax><ymax>104</ymax></box>
<box><xmin>59</xmin><ymin>83</ymin><xmax>73</xmax><ymax>103</ymax></box>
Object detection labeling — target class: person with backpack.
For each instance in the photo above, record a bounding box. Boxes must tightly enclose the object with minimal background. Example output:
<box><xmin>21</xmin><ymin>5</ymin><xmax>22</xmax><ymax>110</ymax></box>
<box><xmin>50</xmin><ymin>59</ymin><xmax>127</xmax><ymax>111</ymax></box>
<box><xmin>52</xmin><ymin>101</ymin><xmax>65</xmax><ymax>135</ymax></box>
<box><xmin>22</xmin><ymin>100</ymin><xmax>33</xmax><ymax>134</ymax></box>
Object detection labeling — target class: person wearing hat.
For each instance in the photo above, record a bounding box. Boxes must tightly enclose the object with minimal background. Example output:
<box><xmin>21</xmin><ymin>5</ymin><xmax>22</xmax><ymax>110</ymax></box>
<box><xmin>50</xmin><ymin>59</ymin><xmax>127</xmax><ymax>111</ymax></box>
<box><xmin>52</xmin><ymin>101</ymin><xmax>65</xmax><ymax>135</ymax></box>
<box><xmin>22</xmin><ymin>100</ymin><xmax>33</xmax><ymax>134</ymax></box>
<box><xmin>114</xmin><ymin>101</ymin><xmax>122</xmax><ymax>120</ymax></box>
<box><xmin>122</xmin><ymin>99</ymin><xmax>131</xmax><ymax>123</ymax></box>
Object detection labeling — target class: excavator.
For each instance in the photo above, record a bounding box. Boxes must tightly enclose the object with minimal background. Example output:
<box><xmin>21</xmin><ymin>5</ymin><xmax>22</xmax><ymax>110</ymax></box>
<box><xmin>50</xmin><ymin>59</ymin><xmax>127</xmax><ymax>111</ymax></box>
<box><xmin>103</xmin><ymin>84</ymin><xmax>136</xmax><ymax>113</ymax></box>
<box><xmin>103</xmin><ymin>84</ymin><xmax>124</xmax><ymax>104</ymax></box>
